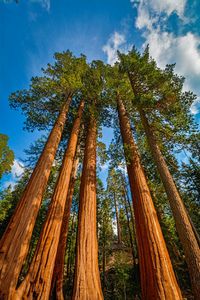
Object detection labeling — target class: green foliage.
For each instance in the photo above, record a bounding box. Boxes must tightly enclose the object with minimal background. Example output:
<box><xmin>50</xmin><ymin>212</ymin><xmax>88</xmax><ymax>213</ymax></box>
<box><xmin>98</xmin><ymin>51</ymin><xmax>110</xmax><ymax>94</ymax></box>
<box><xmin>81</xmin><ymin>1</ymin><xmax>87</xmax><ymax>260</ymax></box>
<box><xmin>3</xmin><ymin>48</ymin><xmax>199</xmax><ymax>298</ymax></box>
<box><xmin>9</xmin><ymin>51</ymin><xmax>87</xmax><ymax>131</ymax></box>
<box><xmin>0</xmin><ymin>169</ymin><xmax>31</xmax><ymax>237</ymax></box>
<box><xmin>0</xmin><ymin>186</ymin><xmax>13</xmax><ymax>224</ymax></box>
<box><xmin>118</xmin><ymin>47</ymin><xmax>198</xmax><ymax>153</ymax></box>
<box><xmin>0</xmin><ymin>134</ymin><xmax>14</xmax><ymax>179</ymax></box>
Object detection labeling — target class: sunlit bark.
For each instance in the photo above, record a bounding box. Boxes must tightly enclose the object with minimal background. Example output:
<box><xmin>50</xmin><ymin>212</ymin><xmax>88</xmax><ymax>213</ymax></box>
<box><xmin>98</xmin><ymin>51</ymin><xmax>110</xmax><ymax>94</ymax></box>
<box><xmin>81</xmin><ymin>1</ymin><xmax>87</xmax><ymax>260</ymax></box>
<box><xmin>117</xmin><ymin>96</ymin><xmax>182</xmax><ymax>300</ymax></box>
<box><xmin>139</xmin><ymin>107</ymin><xmax>200</xmax><ymax>299</ymax></box>
<box><xmin>0</xmin><ymin>95</ymin><xmax>72</xmax><ymax>299</ymax></box>
<box><xmin>72</xmin><ymin>116</ymin><xmax>103</xmax><ymax>300</ymax></box>
<box><xmin>15</xmin><ymin>100</ymin><xmax>84</xmax><ymax>300</ymax></box>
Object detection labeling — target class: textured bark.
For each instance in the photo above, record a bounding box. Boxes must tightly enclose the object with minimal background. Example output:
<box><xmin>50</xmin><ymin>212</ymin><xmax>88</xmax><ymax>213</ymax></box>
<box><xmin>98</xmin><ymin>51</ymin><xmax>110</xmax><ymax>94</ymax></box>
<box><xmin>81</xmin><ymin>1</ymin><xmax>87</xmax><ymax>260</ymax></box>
<box><xmin>117</xmin><ymin>96</ymin><xmax>182</xmax><ymax>300</ymax></box>
<box><xmin>122</xmin><ymin>179</ymin><xmax>138</xmax><ymax>252</ymax></box>
<box><xmin>139</xmin><ymin>108</ymin><xmax>200</xmax><ymax>299</ymax></box>
<box><xmin>102</xmin><ymin>227</ymin><xmax>106</xmax><ymax>294</ymax></box>
<box><xmin>52</xmin><ymin>154</ymin><xmax>79</xmax><ymax>300</ymax></box>
<box><xmin>72</xmin><ymin>117</ymin><xmax>103</xmax><ymax>300</ymax></box>
<box><xmin>15</xmin><ymin>100</ymin><xmax>84</xmax><ymax>300</ymax></box>
<box><xmin>0</xmin><ymin>96</ymin><xmax>72</xmax><ymax>299</ymax></box>
<box><xmin>113</xmin><ymin>192</ymin><xmax>122</xmax><ymax>244</ymax></box>
<box><xmin>66</xmin><ymin>213</ymin><xmax>76</xmax><ymax>282</ymax></box>
<box><xmin>122</xmin><ymin>189</ymin><xmax>135</xmax><ymax>261</ymax></box>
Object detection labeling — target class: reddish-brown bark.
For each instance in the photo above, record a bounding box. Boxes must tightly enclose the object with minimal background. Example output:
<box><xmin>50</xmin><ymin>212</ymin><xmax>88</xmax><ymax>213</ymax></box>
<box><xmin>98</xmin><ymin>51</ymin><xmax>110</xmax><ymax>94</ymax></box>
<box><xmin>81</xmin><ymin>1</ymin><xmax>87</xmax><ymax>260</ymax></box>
<box><xmin>122</xmin><ymin>188</ymin><xmax>135</xmax><ymax>261</ymax></box>
<box><xmin>66</xmin><ymin>213</ymin><xmax>76</xmax><ymax>282</ymax></box>
<box><xmin>52</xmin><ymin>154</ymin><xmax>79</xmax><ymax>300</ymax></box>
<box><xmin>14</xmin><ymin>99</ymin><xmax>84</xmax><ymax>300</ymax></box>
<box><xmin>72</xmin><ymin>116</ymin><xmax>103</xmax><ymax>300</ymax></box>
<box><xmin>121</xmin><ymin>174</ymin><xmax>138</xmax><ymax>255</ymax></box>
<box><xmin>113</xmin><ymin>192</ymin><xmax>122</xmax><ymax>244</ymax></box>
<box><xmin>117</xmin><ymin>96</ymin><xmax>182</xmax><ymax>300</ymax></box>
<box><xmin>0</xmin><ymin>96</ymin><xmax>72</xmax><ymax>299</ymax></box>
<box><xmin>139</xmin><ymin>107</ymin><xmax>200</xmax><ymax>299</ymax></box>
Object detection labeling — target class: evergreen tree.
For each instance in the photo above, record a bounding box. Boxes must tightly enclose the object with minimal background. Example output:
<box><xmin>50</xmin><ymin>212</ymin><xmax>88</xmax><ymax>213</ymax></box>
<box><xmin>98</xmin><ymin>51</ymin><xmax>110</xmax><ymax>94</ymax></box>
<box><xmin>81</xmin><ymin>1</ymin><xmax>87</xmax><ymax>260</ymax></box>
<box><xmin>0</xmin><ymin>51</ymin><xmax>87</xmax><ymax>299</ymax></box>
<box><xmin>15</xmin><ymin>100</ymin><xmax>84</xmax><ymax>300</ymax></box>
<box><xmin>0</xmin><ymin>133</ymin><xmax>14</xmax><ymax>180</ymax></box>
<box><xmin>118</xmin><ymin>48</ymin><xmax>200</xmax><ymax>299</ymax></box>
<box><xmin>72</xmin><ymin>61</ymin><xmax>108</xmax><ymax>299</ymax></box>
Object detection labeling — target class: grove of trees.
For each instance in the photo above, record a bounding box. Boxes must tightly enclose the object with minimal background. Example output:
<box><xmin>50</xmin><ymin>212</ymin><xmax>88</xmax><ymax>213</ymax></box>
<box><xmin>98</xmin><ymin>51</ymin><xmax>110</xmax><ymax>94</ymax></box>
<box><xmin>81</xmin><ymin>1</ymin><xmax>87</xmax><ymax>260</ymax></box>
<box><xmin>0</xmin><ymin>48</ymin><xmax>199</xmax><ymax>300</ymax></box>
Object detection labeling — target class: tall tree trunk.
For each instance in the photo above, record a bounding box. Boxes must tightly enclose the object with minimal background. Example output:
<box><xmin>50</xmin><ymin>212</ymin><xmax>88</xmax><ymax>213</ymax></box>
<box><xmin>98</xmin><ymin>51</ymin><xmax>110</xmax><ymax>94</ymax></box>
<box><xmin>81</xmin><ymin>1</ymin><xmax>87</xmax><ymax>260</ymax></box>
<box><xmin>120</xmin><ymin>174</ymin><xmax>138</xmax><ymax>258</ymax></box>
<box><xmin>102</xmin><ymin>231</ymin><xmax>106</xmax><ymax>294</ymax></box>
<box><xmin>0</xmin><ymin>95</ymin><xmax>72</xmax><ymax>300</ymax></box>
<box><xmin>15</xmin><ymin>100</ymin><xmax>84</xmax><ymax>300</ymax></box>
<box><xmin>66</xmin><ymin>213</ymin><xmax>76</xmax><ymax>283</ymax></box>
<box><xmin>139</xmin><ymin>107</ymin><xmax>200</xmax><ymax>299</ymax></box>
<box><xmin>72</xmin><ymin>116</ymin><xmax>103</xmax><ymax>300</ymax></box>
<box><xmin>52</xmin><ymin>154</ymin><xmax>79</xmax><ymax>300</ymax></box>
<box><xmin>117</xmin><ymin>96</ymin><xmax>182</xmax><ymax>300</ymax></box>
<box><xmin>122</xmin><ymin>190</ymin><xmax>135</xmax><ymax>261</ymax></box>
<box><xmin>113</xmin><ymin>192</ymin><xmax>122</xmax><ymax>244</ymax></box>
<box><xmin>122</xmin><ymin>176</ymin><xmax>138</xmax><ymax>254</ymax></box>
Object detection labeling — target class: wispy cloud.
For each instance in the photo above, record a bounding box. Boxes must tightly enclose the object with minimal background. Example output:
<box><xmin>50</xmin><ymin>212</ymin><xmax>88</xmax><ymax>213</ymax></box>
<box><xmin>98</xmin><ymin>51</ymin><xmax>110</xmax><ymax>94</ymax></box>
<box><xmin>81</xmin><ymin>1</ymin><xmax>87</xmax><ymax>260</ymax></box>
<box><xmin>100</xmin><ymin>162</ymin><xmax>109</xmax><ymax>171</ymax></box>
<box><xmin>102</xmin><ymin>32</ymin><xmax>125</xmax><ymax>65</ymax></box>
<box><xmin>132</xmin><ymin>0</ymin><xmax>186</xmax><ymax>25</ymax></box>
<box><xmin>132</xmin><ymin>0</ymin><xmax>200</xmax><ymax>115</ymax></box>
<box><xmin>102</xmin><ymin>32</ymin><xmax>132</xmax><ymax>65</ymax></box>
<box><xmin>191</xmin><ymin>98</ymin><xmax>200</xmax><ymax>115</ymax></box>
<box><xmin>11</xmin><ymin>159</ymin><xmax>24</xmax><ymax>177</ymax></box>
<box><xmin>3</xmin><ymin>180</ymin><xmax>16</xmax><ymax>190</ymax></box>
<box><xmin>3</xmin><ymin>159</ymin><xmax>24</xmax><ymax>190</ymax></box>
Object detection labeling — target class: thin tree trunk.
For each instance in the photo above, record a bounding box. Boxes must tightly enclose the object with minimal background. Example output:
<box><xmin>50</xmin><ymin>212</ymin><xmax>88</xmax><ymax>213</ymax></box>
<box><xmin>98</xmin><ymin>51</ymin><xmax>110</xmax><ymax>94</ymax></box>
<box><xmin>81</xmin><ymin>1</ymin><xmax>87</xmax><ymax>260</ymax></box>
<box><xmin>113</xmin><ymin>192</ymin><xmax>122</xmax><ymax>244</ymax></box>
<box><xmin>15</xmin><ymin>100</ymin><xmax>84</xmax><ymax>300</ymax></box>
<box><xmin>102</xmin><ymin>235</ymin><xmax>106</xmax><ymax>294</ymax></box>
<box><xmin>72</xmin><ymin>116</ymin><xmax>103</xmax><ymax>300</ymax></box>
<box><xmin>123</xmin><ymin>179</ymin><xmax>138</xmax><ymax>254</ymax></box>
<box><xmin>120</xmin><ymin>173</ymin><xmax>136</xmax><ymax>237</ymax></box>
<box><xmin>120</xmin><ymin>173</ymin><xmax>138</xmax><ymax>258</ymax></box>
<box><xmin>117</xmin><ymin>96</ymin><xmax>182</xmax><ymax>300</ymax></box>
<box><xmin>123</xmin><ymin>190</ymin><xmax>135</xmax><ymax>262</ymax></box>
<box><xmin>0</xmin><ymin>95</ymin><xmax>72</xmax><ymax>300</ymax></box>
<box><xmin>52</xmin><ymin>154</ymin><xmax>79</xmax><ymax>300</ymax></box>
<box><xmin>139</xmin><ymin>107</ymin><xmax>200</xmax><ymax>299</ymax></box>
<box><xmin>66</xmin><ymin>213</ymin><xmax>76</xmax><ymax>281</ymax></box>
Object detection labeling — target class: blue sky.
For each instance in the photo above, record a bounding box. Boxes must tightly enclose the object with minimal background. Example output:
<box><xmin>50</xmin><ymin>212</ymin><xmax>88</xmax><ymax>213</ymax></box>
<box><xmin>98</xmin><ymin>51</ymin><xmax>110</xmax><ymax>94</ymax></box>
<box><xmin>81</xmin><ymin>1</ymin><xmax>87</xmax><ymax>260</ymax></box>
<box><xmin>0</xmin><ymin>0</ymin><xmax>200</xmax><ymax>188</ymax></box>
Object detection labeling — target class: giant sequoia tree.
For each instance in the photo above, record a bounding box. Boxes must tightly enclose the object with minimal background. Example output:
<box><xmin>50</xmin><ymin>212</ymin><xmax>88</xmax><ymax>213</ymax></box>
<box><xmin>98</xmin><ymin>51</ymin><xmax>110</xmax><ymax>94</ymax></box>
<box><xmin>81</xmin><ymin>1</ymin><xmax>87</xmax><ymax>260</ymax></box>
<box><xmin>0</xmin><ymin>51</ymin><xmax>87</xmax><ymax>299</ymax></box>
<box><xmin>72</xmin><ymin>61</ymin><xmax>108</xmax><ymax>300</ymax></box>
<box><xmin>104</xmin><ymin>66</ymin><xmax>182</xmax><ymax>298</ymax></box>
<box><xmin>52</xmin><ymin>150</ymin><xmax>80</xmax><ymax>300</ymax></box>
<box><xmin>118</xmin><ymin>48</ymin><xmax>200</xmax><ymax>299</ymax></box>
<box><xmin>15</xmin><ymin>99</ymin><xmax>84</xmax><ymax>300</ymax></box>
<box><xmin>117</xmin><ymin>96</ymin><xmax>182</xmax><ymax>299</ymax></box>
<box><xmin>0</xmin><ymin>48</ymin><xmax>199</xmax><ymax>300</ymax></box>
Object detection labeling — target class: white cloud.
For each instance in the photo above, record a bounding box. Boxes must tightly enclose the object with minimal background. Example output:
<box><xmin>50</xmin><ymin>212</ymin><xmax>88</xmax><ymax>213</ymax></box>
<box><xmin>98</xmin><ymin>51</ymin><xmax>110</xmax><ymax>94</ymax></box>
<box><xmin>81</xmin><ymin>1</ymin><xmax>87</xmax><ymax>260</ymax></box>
<box><xmin>102</xmin><ymin>32</ymin><xmax>132</xmax><ymax>66</ymax></box>
<box><xmin>148</xmin><ymin>0</ymin><xmax>186</xmax><ymax>17</ymax></box>
<box><xmin>3</xmin><ymin>180</ymin><xmax>16</xmax><ymax>190</ymax></box>
<box><xmin>191</xmin><ymin>99</ymin><xmax>200</xmax><ymax>115</ymax></box>
<box><xmin>101</xmin><ymin>162</ymin><xmax>109</xmax><ymax>171</ymax></box>
<box><xmin>135</xmin><ymin>4</ymin><xmax>156</xmax><ymax>30</ymax></box>
<box><xmin>145</xmin><ymin>31</ymin><xmax>200</xmax><ymax>75</ymax></box>
<box><xmin>133</xmin><ymin>0</ymin><xmax>186</xmax><ymax>30</ymax></box>
<box><xmin>143</xmin><ymin>31</ymin><xmax>200</xmax><ymax>115</ymax></box>
<box><xmin>3</xmin><ymin>159</ymin><xmax>24</xmax><ymax>191</ymax></box>
<box><xmin>11</xmin><ymin>159</ymin><xmax>24</xmax><ymax>177</ymax></box>
<box><xmin>102</xmin><ymin>32</ymin><xmax>126</xmax><ymax>65</ymax></box>
<box><xmin>133</xmin><ymin>0</ymin><xmax>200</xmax><ymax>114</ymax></box>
